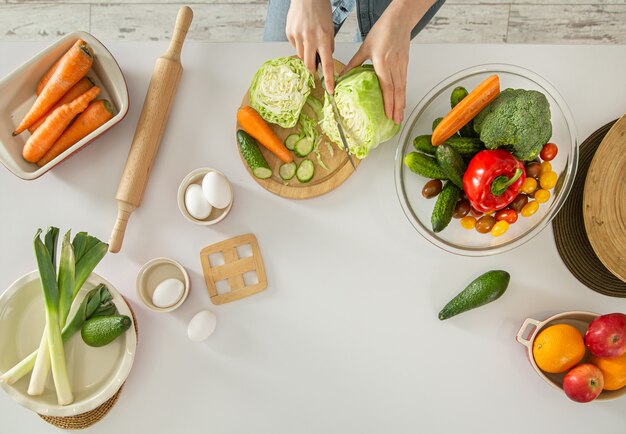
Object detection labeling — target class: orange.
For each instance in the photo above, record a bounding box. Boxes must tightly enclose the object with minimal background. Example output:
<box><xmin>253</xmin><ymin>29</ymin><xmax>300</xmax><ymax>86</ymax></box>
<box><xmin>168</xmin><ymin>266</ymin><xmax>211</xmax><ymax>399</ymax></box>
<box><xmin>590</xmin><ymin>352</ymin><xmax>626</xmax><ymax>391</ymax></box>
<box><xmin>532</xmin><ymin>324</ymin><xmax>586</xmax><ymax>373</ymax></box>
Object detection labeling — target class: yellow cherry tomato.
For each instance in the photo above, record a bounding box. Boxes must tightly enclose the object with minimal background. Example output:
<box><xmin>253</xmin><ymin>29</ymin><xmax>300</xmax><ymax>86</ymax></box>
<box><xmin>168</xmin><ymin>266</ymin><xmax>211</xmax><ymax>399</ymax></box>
<box><xmin>521</xmin><ymin>177</ymin><xmax>538</xmax><ymax>194</ymax></box>
<box><xmin>540</xmin><ymin>161</ymin><xmax>552</xmax><ymax>175</ymax></box>
<box><xmin>460</xmin><ymin>216</ymin><xmax>477</xmax><ymax>230</ymax></box>
<box><xmin>540</xmin><ymin>171</ymin><xmax>558</xmax><ymax>190</ymax></box>
<box><xmin>491</xmin><ymin>220</ymin><xmax>509</xmax><ymax>237</ymax></box>
<box><xmin>534</xmin><ymin>189</ymin><xmax>551</xmax><ymax>203</ymax></box>
<box><xmin>521</xmin><ymin>201</ymin><xmax>539</xmax><ymax>217</ymax></box>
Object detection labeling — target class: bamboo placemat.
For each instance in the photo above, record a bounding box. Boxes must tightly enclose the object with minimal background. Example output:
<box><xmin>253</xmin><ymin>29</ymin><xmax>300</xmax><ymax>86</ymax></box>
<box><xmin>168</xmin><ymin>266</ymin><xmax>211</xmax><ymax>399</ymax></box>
<box><xmin>553</xmin><ymin>120</ymin><xmax>626</xmax><ymax>297</ymax></box>
<box><xmin>38</xmin><ymin>298</ymin><xmax>138</xmax><ymax>430</ymax></box>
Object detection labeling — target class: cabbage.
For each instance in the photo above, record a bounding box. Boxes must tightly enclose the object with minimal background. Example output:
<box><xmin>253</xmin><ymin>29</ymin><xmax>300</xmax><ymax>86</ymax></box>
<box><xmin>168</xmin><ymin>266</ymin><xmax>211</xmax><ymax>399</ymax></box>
<box><xmin>320</xmin><ymin>65</ymin><xmax>400</xmax><ymax>159</ymax></box>
<box><xmin>249</xmin><ymin>57</ymin><xmax>314</xmax><ymax>128</ymax></box>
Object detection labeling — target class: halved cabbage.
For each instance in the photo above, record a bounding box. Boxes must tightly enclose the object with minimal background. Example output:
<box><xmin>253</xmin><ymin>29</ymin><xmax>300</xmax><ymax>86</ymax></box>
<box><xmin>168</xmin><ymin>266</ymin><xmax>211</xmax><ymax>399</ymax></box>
<box><xmin>249</xmin><ymin>57</ymin><xmax>314</xmax><ymax>128</ymax></box>
<box><xmin>320</xmin><ymin>65</ymin><xmax>400</xmax><ymax>159</ymax></box>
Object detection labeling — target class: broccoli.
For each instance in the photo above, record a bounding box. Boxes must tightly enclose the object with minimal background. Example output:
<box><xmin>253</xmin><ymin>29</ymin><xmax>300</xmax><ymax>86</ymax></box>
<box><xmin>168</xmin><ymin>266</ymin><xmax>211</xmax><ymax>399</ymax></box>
<box><xmin>473</xmin><ymin>88</ymin><xmax>552</xmax><ymax>161</ymax></box>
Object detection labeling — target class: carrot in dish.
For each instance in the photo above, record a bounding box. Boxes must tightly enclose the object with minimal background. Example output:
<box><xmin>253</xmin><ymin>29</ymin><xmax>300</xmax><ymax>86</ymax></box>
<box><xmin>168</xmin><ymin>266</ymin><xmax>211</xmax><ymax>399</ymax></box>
<box><xmin>431</xmin><ymin>74</ymin><xmax>500</xmax><ymax>146</ymax></box>
<box><xmin>13</xmin><ymin>41</ymin><xmax>94</xmax><ymax>136</ymax></box>
<box><xmin>29</xmin><ymin>77</ymin><xmax>95</xmax><ymax>133</ymax></box>
<box><xmin>22</xmin><ymin>86</ymin><xmax>100</xmax><ymax>163</ymax></box>
<box><xmin>237</xmin><ymin>106</ymin><xmax>293</xmax><ymax>163</ymax></box>
<box><xmin>37</xmin><ymin>99</ymin><xmax>114</xmax><ymax>167</ymax></box>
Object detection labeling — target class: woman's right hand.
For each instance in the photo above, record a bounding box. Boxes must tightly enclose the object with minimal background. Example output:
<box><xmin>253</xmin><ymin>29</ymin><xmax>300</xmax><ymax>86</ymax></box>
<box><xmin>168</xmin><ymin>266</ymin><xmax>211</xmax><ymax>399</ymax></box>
<box><xmin>286</xmin><ymin>0</ymin><xmax>336</xmax><ymax>93</ymax></box>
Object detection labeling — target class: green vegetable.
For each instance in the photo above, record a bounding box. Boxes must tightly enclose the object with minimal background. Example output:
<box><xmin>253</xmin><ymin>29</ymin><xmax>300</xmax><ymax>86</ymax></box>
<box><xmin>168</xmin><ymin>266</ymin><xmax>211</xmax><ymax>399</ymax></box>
<box><xmin>279</xmin><ymin>162</ymin><xmax>297</xmax><ymax>180</ymax></box>
<box><xmin>237</xmin><ymin>130</ymin><xmax>272</xmax><ymax>179</ymax></box>
<box><xmin>296</xmin><ymin>159</ymin><xmax>315</xmax><ymax>183</ymax></box>
<box><xmin>431</xmin><ymin>182</ymin><xmax>460</xmax><ymax>233</ymax></box>
<box><xmin>438</xmin><ymin>270</ymin><xmax>510</xmax><ymax>320</ymax></box>
<box><xmin>473</xmin><ymin>88</ymin><xmax>552</xmax><ymax>161</ymax></box>
<box><xmin>249</xmin><ymin>56</ymin><xmax>314</xmax><ymax>128</ymax></box>
<box><xmin>450</xmin><ymin>86</ymin><xmax>477</xmax><ymax>138</ymax></box>
<box><xmin>305</xmin><ymin>95</ymin><xmax>323</xmax><ymax>120</ymax></box>
<box><xmin>432</xmin><ymin>117</ymin><xmax>443</xmax><ymax>132</ymax></box>
<box><xmin>0</xmin><ymin>285</ymin><xmax>116</xmax><ymax>386</ymax></box>
<box><xmin>413</xmin><ymin>135</ymin><xmax>481</xmax><ymax>157</ymax></box>
<box><xmin>404</xmin><ymin>152</ymin><xmax>447</xmax><ymax>180</ymax></box>
<box><xmin>435</xmin><ymin>144</ymin><xmax>466</xmax><ymax>189</ymax></box>
<box><xmin>294</xmin><ymin>137</ymin><xmax>314</xmax><ymax>158</ymax></box>
<box><xmin>81</xmin><ymin>315</ymin><xmax>132</xmax><ymax>347</ymax></box>
<box><xmin>284</xmin><ymin>134</ymin><xmax>300</xmax><ymax>151</ymax></box>
<box><xmin>320</xmin><ymin>65</ymin><xmax>400</xmax><ymax>159</ymax></box>
<box><xmin>413</xmin><ymin>135</ymin><xmax>436</xmax><ymax>156</ymax></box>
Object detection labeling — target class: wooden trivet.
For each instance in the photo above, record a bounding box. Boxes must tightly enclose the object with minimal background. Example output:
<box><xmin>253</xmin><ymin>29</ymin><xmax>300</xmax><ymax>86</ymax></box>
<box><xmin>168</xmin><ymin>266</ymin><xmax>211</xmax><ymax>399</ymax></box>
<box><xmin>200</xmin><ymin>234</ymin><xmax>267</xmax><ymax>304</ymax></box>
<box><xmin>38</xmin><ymin>298</ymin><xmax>138</xmax><ymax>429</ymax></box>
<box><xmin>552</xmin><ymin>120</ymin><xmax>626</xmax><ymax>297</ymax></box>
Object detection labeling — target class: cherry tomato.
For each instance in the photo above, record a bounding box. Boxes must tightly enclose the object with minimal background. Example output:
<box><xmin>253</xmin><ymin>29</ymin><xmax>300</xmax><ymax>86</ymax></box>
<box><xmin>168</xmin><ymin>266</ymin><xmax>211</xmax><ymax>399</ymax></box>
<box><xmin>453</xmin><ymin>199</ymin><xmax>471</xmax><ymax>219</ymax></box>
<box><xmin>540</xmin><ymin>143</ymin><xmax>558</xmax><ymax>161</ymax></box>
<box><xmin>540</xmin><ymin>161</ymin><xmax>552</xmax><ymax>175</ymax></box>
<box><xmin>495</xmin><ymin>208</ymin><xmax>518</xmax><ymax>224</ymax></box>
<box><xmin>475</xmin><ymin>215</ymin><xmax>496</xmax><ymax>234</ymax></box>
<box><xmin>540</xmin><ymin>171</ymin><xmax>558</xmax><ymax>190</ymax></box>
<box><xmin>534</xmin><ymin>189</ymin><xmax>551</xmax><ymax>203</ymax></box>
<box><xmin>509</xmin><ymin>194</ymin><xmax>528</xmax><ymax>213</ymax></box>
<box><xmin>521</xmin><ymin>201</ymin><xmax>539</xmax><ymax>217</ymax></box>
<box><xmin>470</xmin><ymin>207</ymin><xmax>484</xmax><ymax>218</ymax></box>
<box><xmin>460</xmin><ymin>216</ymin><xmax>476</xmax><ymax>230</ymax></box>
<box><xmin>525</xmin><ymin>162</ymin><xmax>542</xmax><ymax>179</ymax></box>
<box><xmin>491</xmin><ymin>220</ymin><xmax>509</xmax><ymax>237</ymax></box>
<box><xmin>521</xmin><ymin>177</ymin><xmax>538</xmax><ymax>194</ymax></box>
<box><xmin>422</xmin><ymin>179</ymin><xmax>443</xmax><ymax>199</ymax></box>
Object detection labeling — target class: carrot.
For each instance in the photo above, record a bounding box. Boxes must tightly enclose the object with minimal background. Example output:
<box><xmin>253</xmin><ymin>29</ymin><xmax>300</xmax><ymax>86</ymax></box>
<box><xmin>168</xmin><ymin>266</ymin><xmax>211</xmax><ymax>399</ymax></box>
<box><xmin>236</xmin><ymin>106</ymin><xmax>293</xmax><ymax>163</ymax></box>
<box><xmin>431</xmin><ymin>74</ymin><xmax>500</xmax><ymax>146</ymax></box>
<box><xmin>22</xmin><ymin>86</ymin><xmax>100</xmax><ymax>163</ymax></box>
<box><xmin>13</xmin><ymin>41</ymin><xmax>93</xmax><ymax>136</ymax></box>
<box><xmin>36</xmin><ymin>56</ymin><xmax>62</xmax><ymax>96</ymax></box>
<box><xmin>37</xmin><ymin>99</ymin><xmax>114</xmax><ymax>167</ymax></box>
<box><xmin>29</xmin><ymin>77</ymin><xmax>95</xmax><ymax>133</ymax></box>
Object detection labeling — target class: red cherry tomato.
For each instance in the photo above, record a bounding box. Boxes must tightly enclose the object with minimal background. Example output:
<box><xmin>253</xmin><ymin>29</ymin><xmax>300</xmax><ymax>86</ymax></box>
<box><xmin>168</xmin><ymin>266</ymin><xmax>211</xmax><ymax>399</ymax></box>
<box><xmin>495</xmin><ymin>208</ymin><xmax>519</xmax><ymax>224</ymax></box>
<box><xmin>540</xmin><ymin>143</ymin><xmax>558</xmax><ymax>161</ymax></box>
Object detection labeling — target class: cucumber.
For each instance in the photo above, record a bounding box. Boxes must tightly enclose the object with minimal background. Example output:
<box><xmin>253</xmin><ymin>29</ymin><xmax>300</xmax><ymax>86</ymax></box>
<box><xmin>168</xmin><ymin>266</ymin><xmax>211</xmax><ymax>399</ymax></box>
<box><xmin>431</xmin><ymin>182</ymin><xmax>460</xmax><ymax>233</ymax></box>
<box><xmin>432</xmin><ymin>117</ymin><xmax>443</xmax><ymax>132</ymax></box>
<box><xmin>237</xmin><ymin>130</ymin><xmax>272</xmax><ymax>179</ymax></box>
<box><xmin>404</xmin><ymin>152</ymin><xmax>447</xmax><ymax>180</ymax></box>
<box><xmin>445</xmin><ymin>136</ymin><xmax>482</xmax><ymax>157</ymax></box>
<box><xmin>294</xmin><ymin>137</ymin><xmax>314</xmax><ymax>157</ymax></box>
<box><xmin>438</xmin><ymin>270</ymin><xmax>510</xmax><ymax>320</ymax></box>
<box><xmin>413</xmin><ymin>135</ymin><xmax>436</xmax><ymax>156</ymax></box>
<box><xmin>279</xmin><ymin>162</ymin><xmax>297</xmax><ymax>181</ymax></box>
<box><xmin>436</xmin><ymin>144</ymin><xmax>466</xmax><ymax>189</ymax></box>
<box><xmin>285</xmin><ymin>134</ymin><xmax>300</xmax><ymax>151</ymax></box>
<box><xmin>296</xmin><ymin>159</ymin><xmax>315</xmax><ymax>183</ymax></box>
<box><xmin>451</xmin><ymin>86</ymin><xmax>469</xmax><ymax>108</ymax></box>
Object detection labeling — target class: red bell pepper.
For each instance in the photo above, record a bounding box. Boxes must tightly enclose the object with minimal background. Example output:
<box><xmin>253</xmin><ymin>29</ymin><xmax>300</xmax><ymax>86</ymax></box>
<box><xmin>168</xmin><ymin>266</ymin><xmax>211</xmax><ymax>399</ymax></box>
<box><xmin>463</xmin><ymin>149</ymin><xmax>526</xmax><ymax>213</ymax></box>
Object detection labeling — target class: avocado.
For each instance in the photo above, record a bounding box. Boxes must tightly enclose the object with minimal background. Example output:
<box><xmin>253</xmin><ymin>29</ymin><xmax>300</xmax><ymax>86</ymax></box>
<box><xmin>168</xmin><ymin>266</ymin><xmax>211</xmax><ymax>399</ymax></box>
<box><xmin>81</xmin><ymin>315</ymin><xmax>132</xmax><ymax>347</ymax></box>
<box><xmin>439</xmin><ymin>270</ymin><xmax>511</xmax><ymax>320</ymax></box>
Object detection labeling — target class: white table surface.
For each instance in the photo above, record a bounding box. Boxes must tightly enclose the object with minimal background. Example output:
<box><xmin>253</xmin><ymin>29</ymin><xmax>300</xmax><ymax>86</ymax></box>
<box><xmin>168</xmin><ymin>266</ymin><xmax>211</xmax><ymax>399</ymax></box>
<box><xmin>1</xmin><ymin>42</ymin><xmax>625</xmax><ymax>433</ymax></box>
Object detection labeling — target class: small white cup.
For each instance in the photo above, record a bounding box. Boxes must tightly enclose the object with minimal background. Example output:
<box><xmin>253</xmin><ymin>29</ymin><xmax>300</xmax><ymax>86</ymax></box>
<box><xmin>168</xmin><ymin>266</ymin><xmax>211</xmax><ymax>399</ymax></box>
<box><xmin>136</xmin><ymin>257</ymin><xmax>190</xmax><ymax>312</ymax></box>
<box><xmin>177</xmin><ymin>168</ymin><xmax>233</xmax><ymax>225</ymax></box>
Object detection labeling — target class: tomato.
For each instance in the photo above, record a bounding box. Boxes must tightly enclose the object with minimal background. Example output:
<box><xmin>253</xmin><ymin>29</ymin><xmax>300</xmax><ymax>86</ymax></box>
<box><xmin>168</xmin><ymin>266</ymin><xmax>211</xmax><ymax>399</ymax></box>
<box><xmin>534</xmin><ymin>189</ymin><xmax>551</xmax><ymax>203</ymax></box>
<box><xmin>422</xmin><ymin>179</ymin><xmax>443</xmax><ymax>199</ymax></box>
<box><xmin>525</xmin><ymin>162</ymin><xmax>542</xmax><ymax>179</ymax></box>
<box><xmin>491</xmin><ymin>220</ymin><xmax>509</xmax><ymax>237</ymax></box>
<box><xmin>521</xmin><ymin>177</ymin><xmax>538</xmax><ymax>194</ymax></box>
<box><xmin>460</xmin><ymin>216</ymin><xmax>477</xmax><ymax>230</ymax></box>
<box><xmin>540</xmin><ymin>143</ymin><xmax>558</xmax><ymax>161</ymax></box>
<box><xmin>509</xmin><ymin>194</ymin><xmax>528</xmax><ymax>213</ymax></box>
<box><xmin>540</xmin><ymin>161</ymin><xmax>552</xmax><ymax>175</ymax></box>
<box><xmin>470</xmin><ymin>207</ymin><xmax>484</xmax><ymax>218</ymax></box>
<box><xmin>540</xmin><ymin>171</ymin><xmax>558</xmax><ymax>190</ymax></box>
<box><xmin>521</xmin><ymin>201</ymin><xmax>539</xmax><ymax>217</ymax></box>
<box><xmin>475</xmin><ymin>215</ymin><xmax>496</xmax><ymax>234</ymax></box>
<box><xmin>495</xmin><ymin>208</ymin><xmax>518</xmax><ymax>224</ymax></box>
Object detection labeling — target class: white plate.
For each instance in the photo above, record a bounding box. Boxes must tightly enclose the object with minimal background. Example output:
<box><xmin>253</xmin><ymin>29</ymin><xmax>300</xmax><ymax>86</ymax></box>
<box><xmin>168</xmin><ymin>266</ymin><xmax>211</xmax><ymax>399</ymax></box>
<box><xmin>0</xmin><ymin>271</ymin><xmax>137</xmax><ymax>416</ymax></box>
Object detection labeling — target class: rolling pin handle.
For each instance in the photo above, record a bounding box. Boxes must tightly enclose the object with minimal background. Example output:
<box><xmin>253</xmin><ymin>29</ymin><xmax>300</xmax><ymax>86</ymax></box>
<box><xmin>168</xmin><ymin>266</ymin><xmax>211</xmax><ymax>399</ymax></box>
<box><xmin>109</xmin><ymin>207</ymin><xmax>132</xmax><ymax>253</ymax></box>
<box><xmin>165</xmin><ymin>6</ymin><xmax>194</xmax><ymax>61</ymax></box>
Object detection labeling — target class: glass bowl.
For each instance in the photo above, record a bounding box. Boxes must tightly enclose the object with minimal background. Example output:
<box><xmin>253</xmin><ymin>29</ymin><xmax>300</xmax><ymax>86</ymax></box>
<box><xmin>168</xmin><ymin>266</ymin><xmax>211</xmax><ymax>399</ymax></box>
<box><xmin>394</xmin><ymin>64</ymin><xmax>578</xmax><ymax>256</ymax></box>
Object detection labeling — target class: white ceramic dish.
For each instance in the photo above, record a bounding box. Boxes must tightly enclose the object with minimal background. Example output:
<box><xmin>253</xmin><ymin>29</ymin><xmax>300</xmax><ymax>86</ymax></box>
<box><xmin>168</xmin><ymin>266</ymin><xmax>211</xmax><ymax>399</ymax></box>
<box><xmin>136</xmin><ymin>257</ymin><xmax>190</xmax><ymax>312</ymax></box>
<box><xmin>0</xmin><ymin>271</ymin><xmax>137</xmax><ymax>416</ymax></box>
<box><xmin>0</xmin><ymin>31</ymin><xmax>129</xmax><ymax>180</ymax></box>
<box><xmin>177</xmin><ymin>168</ymin><xmax>233</xmax><ymax>225</ymax></box>
<box><xmin>516</xmin><ymin>311</ymin><xmax>626</xmax><ymax>402</ymax></box>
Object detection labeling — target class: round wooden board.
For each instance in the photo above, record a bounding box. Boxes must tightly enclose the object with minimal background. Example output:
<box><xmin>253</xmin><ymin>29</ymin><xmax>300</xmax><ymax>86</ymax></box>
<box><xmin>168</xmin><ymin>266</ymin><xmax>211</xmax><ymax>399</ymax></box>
<box><xmin>583</xmin><ymin>113</ymin><xmax>626</xmax><ymax>282</ymax></box>
<box><xmin>237</xmin><ymin>59</ymin><xmax>359</xmax><ymax>199</ymax></box>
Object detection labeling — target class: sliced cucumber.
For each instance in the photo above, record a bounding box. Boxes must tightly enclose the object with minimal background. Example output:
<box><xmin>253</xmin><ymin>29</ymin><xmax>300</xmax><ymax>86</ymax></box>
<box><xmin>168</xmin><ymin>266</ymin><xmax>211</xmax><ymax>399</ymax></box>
<box><xmin>279</xmin><ymin>162</ymin><xmax>297</xmax><ymax>181</ymax></box>
<box><xmin>237</xmin><ymin>130</ymin><xmax>272</xmax><ymax>180</ymax></box>
<box><xmin>253</xmin><ymin>167</ymin><xmax>272</xmax><ymax>179</ymax></box>
<box><xmin>296</xmin><ymin>159</ymin><xmax>315</xmax><ymax>183</ymax></box>
<box><xmin>294</xmin><ymin>137</ymin><xmax>314</xmax><ymax>158</ymax></box>
<box><xmin>285</xmin><ymin>134</ymin><xmax>300</xmax><ymax>151</ymax></box>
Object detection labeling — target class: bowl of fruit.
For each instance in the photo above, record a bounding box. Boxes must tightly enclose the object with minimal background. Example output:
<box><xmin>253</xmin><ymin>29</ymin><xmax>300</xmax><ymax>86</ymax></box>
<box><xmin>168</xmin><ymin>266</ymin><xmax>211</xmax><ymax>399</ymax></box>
<box><xmin>516</xmin><ymin>312</ymin><xmax>626</xmax><ymax>403</ymax></box>
<box><xmin>395</xmin><ymin>64</ymin><xmax>577</xmax><ymax>256</ymax></box>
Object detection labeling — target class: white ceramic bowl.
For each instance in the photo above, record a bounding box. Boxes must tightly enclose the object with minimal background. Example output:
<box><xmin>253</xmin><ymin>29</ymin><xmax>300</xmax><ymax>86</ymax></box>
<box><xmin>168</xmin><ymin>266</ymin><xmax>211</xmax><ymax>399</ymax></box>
<box><xmin>0</xmin><ymin>271</ymin><xmax>137</xmax><ymax>416</ymax></box>
<box><xmin>0</xmin><ymin>31</ymin><xmax>129</xmax><ymax>180</ymax></box>
<box><xmin>136</xmin><ymin>257</ymin><xmax>190</xmax><ymax>312</ymax></box>
<box><xmin>177</xmin><ymin>168</ymin><xmax>234</xmax><ymax>225</ymax></box>
<box><xmin>516</xmin><ymin>311</ymin><xmax>626</xmax><ymax>402</ymax></box>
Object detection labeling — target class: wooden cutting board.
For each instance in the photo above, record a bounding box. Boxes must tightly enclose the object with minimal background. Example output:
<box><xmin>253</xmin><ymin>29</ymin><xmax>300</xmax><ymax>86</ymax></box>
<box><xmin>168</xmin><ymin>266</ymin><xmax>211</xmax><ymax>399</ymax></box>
<box><xmin>583</xmin><ymin>113</ymin><xmax>626</xmax><ymax>282</ymax></box>
<box><xmin>237</xmin><ymin>59</ymin><xmax>359</xmax><ymax>199</ymax></box>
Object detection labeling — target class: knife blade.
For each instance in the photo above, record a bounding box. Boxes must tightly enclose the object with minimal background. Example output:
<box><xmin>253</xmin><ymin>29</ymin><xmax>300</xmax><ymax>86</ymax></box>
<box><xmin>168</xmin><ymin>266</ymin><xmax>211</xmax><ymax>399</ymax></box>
<box><xmin>315</xmin><ymin>55</ymin><xmax>357</xmax><ymax>170</ymax></box>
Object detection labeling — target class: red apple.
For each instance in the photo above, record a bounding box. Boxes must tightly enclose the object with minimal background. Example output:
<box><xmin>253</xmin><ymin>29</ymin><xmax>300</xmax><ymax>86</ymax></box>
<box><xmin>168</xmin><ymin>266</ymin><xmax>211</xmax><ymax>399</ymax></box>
<box><xmin>563</xmin><ymin>364</ymin><xmax>604</xmax><ymax>403</ymax></box>
<box><xmin>585</xmin><ymin>313</ymin><xmax>626</xmax><ymax>357</ymax></box>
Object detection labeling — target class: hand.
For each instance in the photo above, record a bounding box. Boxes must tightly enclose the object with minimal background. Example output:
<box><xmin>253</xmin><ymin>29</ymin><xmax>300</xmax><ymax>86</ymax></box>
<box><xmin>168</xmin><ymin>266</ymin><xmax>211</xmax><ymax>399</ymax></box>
<box><xmin>286</xmin><ymin>0</ymin><xmax>336</xmax><ymax>92</ymax></box>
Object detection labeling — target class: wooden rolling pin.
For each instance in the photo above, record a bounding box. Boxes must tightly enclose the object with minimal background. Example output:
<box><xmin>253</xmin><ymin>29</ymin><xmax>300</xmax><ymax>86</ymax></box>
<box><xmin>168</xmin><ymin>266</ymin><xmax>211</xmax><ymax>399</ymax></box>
<box><xmin>109</xmin><ymin>6</ymin><xmax>193</xmax><ymax>253</ymax></box>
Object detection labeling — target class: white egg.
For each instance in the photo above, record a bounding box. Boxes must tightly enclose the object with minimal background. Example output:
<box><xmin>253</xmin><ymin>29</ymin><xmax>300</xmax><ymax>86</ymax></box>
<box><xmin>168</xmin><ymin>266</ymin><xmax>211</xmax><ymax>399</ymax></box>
<box><xmin>202</xmin><ymin>171</ymin><xmax>232</xmax><ymax>209</ymax></box>
<box><xmin>152</xmin><ymin>278</ymin><xmax>185</xmax><ymax>308</ymax></box>
<box><xmin>185</xmin><ymin>183</ymin><xmax>212</xmax><ymax>220</ymax></box>
<box><xmin>187</xmin><ymin>310</ymin><xmax>217</xmax><ymax>342</ymax></box>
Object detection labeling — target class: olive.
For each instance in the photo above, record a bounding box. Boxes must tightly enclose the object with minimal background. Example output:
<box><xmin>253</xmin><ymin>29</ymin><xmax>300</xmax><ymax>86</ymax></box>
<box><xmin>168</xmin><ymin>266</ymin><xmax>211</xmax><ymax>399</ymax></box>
<box><xmin>509</xmin><ymin>194</ymin><xmax>529</xmax><ymax>213</ymax></box>
<box><xmin>422</xmin><ymin>179</ymin><xmax>443</xmax><ymax>199</ymax></box>
<box><xmin>475</xmin><ymin>215</ymin><xmax>496</xmax><ymax>234</ymax></box>
<box><xmin>453</xmin><ymin>199</ymin><xmax>471</xmax><ymax>219</ymax></box>
<box><xmin>525</xmin><ymin>162</ymin><xmax>542</xmax><ymax>179</ymax></box>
